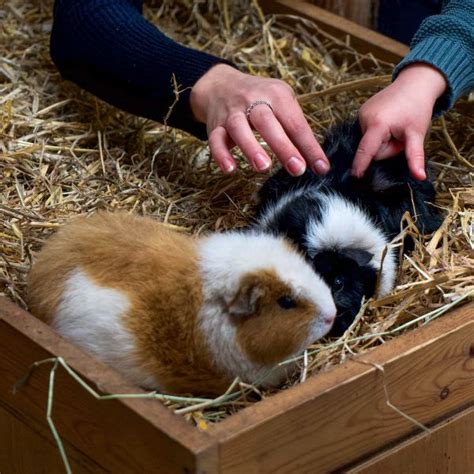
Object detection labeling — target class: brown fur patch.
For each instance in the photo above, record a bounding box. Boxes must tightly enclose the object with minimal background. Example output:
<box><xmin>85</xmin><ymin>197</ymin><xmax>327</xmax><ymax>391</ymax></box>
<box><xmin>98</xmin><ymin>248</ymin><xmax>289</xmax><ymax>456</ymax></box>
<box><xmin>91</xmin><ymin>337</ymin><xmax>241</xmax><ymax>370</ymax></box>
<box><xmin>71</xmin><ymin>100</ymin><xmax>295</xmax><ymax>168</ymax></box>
<box><xmin>28</xmin><ymin>212</ymin><xmax>231</xmax><ymax>395</ymax></box>
<box><xmin>234</xmin><ymin>270</ymin><xmax>317</xmax><ymax>366</ymax></box>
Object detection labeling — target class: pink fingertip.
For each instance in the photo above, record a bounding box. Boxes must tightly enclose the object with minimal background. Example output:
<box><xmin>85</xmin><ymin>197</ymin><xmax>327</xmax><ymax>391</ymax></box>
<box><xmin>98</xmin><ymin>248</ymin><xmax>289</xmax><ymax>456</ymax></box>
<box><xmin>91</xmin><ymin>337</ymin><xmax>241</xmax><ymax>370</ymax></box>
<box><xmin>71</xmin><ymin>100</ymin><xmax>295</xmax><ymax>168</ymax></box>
<box><xmin>254</xmin><ymin>153</ymin><xmax>271</xmax><ymax>172</ymax></box>
<box><xmin>219</xmin><ymin>158</ymin><xmax>236</xmax><ymax>174</ymax></box>
<box><xmin>313</xmin><ymin>159</ymin><xmax>329</xmax><ymax>175</ymax></box>
<box><xmin>287</xmin><ymin>156</ymin><xmax>305</xmax><ymax>176</ymax></box>
<box><xmin>417</xmin><ymin>168</ymin><xmax>427</xmax><ymax>180</ymax></box>
<box><xmin>351</xmin><ymin>167</ymin><xmax>365</xmax><ymax>179</ymax></box>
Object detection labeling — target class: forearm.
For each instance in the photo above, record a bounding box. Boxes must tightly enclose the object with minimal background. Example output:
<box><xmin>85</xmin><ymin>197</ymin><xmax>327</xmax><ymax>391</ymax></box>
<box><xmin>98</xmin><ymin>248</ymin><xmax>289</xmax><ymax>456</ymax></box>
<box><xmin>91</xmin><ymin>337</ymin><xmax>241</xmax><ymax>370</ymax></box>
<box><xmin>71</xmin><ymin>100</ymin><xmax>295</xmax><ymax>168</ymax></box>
<box><xmin>50</xmin><ymin>0</ymin><xmax>233</xmax><ymax>139</ymax></box>
<box><xmin>393</xmin><ymin>0</ymin><xmax>474</xmax><ymax>116</ymax></box>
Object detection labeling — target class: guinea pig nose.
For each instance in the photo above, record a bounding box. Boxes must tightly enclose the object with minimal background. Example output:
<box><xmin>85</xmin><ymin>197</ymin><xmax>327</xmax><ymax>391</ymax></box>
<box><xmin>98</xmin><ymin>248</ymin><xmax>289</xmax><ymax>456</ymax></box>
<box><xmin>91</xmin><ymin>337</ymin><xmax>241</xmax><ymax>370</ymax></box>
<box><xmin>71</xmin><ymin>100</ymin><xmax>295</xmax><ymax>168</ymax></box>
<box><xmin>321</xmin><ymin>305</ymin><xmax>337</xmax><ymax>325</ymax></box>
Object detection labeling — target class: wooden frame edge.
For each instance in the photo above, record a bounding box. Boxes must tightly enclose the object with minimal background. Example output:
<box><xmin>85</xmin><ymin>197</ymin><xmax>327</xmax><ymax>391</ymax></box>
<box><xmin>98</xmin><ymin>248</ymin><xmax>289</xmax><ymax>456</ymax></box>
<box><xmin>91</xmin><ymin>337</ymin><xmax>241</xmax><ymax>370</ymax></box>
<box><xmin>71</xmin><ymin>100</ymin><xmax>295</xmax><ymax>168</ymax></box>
<box><xmin>0</xmin><ymin>296</ymin><xmax>214</xmax><ymax>457</ymax></box>
<box><xmin>210</xmin><ymin>301</ymin><xmax>474</xmax><ymax>438</ymax></box>
<box><xmin>346</xmin><ymin>404</ymin><xmax>474</xmax><ymax>472</ymax></box>
<box><xmin>259</xmin><ymin>0</ymin><xmax>409</xmax><ymax>63</ymax></box>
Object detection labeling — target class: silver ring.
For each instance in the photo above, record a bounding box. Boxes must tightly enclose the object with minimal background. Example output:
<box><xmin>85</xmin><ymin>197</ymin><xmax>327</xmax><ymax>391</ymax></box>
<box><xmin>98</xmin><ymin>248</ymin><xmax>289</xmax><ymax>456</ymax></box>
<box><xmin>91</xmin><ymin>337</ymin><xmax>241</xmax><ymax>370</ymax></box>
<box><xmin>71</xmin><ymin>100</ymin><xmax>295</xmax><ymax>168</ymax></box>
<box><xmin>245</xmin><ymin>100</ymin><xmax>273</xmax><ymax>119</ymax></box>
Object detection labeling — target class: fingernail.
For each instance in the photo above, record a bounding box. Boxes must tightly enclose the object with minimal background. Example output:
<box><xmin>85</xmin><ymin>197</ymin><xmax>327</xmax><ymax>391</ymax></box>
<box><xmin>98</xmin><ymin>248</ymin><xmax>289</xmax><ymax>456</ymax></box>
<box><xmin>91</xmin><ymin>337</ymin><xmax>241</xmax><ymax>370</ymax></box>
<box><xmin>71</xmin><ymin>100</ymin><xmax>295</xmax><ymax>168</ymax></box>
<box><xmin>224</xmin><ymin>161</ymin><xmax>236</xmax><ymax>174</ymax></box>
<box><xmin>254</xmin><ymin>153</ymin><xmax>271</xmax><ymax>172</ymax></box>
<box><xmin>219</xmin><ymin>158</ymin><xmax>236</xmax><ymax>174</ymax></box>
<box><xmin>313</xmin><ymin>159</ymin><xmax>329</xmax><ymax>175</ymax></box>
<box><xmin>287</xmin><ymin>156</ymin><xmax>305</xmax><ymax>176</ymax></box>
<box><xmin>418</xmin><ymin>168</ymin><xmax>426</xmax><ymax>180</ymax></box>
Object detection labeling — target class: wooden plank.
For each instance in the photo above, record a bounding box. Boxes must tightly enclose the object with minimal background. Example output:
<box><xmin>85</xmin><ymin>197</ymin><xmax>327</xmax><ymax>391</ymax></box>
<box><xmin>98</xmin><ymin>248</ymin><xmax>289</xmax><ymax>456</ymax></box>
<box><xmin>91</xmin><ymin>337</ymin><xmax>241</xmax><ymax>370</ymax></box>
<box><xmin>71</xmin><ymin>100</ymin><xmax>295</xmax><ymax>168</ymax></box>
<box><xmin>0</xmin><ymin>296</ymin><xmax>217</xmax><ymax>473</ymax></box>
<box><xmin>211</xmin><ymin>302</ymin><xmax>474</xmax><ymax>473</ymax></box>
<box><xmin>0</xmin><ymin>406</ymin><xmax>104</xmax><ymax>474</ymax></box>
<box><xmin>347</xmin><ymin>406</ymin><xmax>474</xmax><ymax>473</ymax></box>
<box><xmin>260</xmin><ymin>0</ymin><xmax>409</xmax><ymax>63</ymax></box>
<box><xmin>306</xmin><ymin>0</ymin><xmax>375</xmax><ymax>28</ymax></box>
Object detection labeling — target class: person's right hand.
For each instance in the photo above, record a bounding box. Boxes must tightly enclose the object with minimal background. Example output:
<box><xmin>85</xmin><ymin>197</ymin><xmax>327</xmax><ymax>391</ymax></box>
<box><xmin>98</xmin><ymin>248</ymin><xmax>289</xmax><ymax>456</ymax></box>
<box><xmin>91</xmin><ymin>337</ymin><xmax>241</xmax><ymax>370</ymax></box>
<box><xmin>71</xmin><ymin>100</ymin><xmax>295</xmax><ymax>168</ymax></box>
<box><xmin>352</xmin><ymin>63</ymin><xmax>448</xmax><ymax>181</ymax></box>
<box><xmin>190</xmin><ymin>64</ymin><xmax>330</xmax><ymax>176</ymax></box>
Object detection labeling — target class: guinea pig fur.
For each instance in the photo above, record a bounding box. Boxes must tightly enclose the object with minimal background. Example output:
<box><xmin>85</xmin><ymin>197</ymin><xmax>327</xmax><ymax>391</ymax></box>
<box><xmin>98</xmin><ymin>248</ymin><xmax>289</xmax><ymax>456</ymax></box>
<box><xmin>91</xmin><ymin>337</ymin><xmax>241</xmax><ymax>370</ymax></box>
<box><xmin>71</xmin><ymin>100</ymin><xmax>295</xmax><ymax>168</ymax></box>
<box><xmin>259</xmin><ymin>120</ymin><xmax>443</xmax><ymax>246</ymax></box>
<box><xmin>257</xmin><ymin>191</ymin><xmax>396</xmax><ymax>336</ymax></box>
<box><xmin>256</xmin><ymin>119</ymin><xmax>443</xmax><ymax>336</ymax></box>
<box><xmin>28</xmin><ymin>212</ymin><xmax>337</xmax><ymax>395</ymax></box>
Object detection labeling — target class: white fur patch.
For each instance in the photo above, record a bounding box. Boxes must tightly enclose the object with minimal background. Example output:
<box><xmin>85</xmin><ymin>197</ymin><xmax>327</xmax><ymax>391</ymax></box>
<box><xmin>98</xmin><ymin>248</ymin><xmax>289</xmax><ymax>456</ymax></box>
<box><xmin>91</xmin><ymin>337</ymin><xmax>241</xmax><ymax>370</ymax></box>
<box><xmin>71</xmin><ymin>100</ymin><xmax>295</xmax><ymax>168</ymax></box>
<box><xmin>54</xmin><ymin>268</ymin><xmax>158</xmax><ymax>389</ymax></box>
<box><xmin>196</xmin><ymin>232</ymin><xmax>336</xmax><ymax>386</ymax></box>
<box><xmin>258</xmin><ymin>186</ymin><xmax>316</xmax><ymax>229</ymax></box>
<box><xmin>304</xmin><ymin>193</ymin><xmax>396</xmax><ymax>296</ymax></box>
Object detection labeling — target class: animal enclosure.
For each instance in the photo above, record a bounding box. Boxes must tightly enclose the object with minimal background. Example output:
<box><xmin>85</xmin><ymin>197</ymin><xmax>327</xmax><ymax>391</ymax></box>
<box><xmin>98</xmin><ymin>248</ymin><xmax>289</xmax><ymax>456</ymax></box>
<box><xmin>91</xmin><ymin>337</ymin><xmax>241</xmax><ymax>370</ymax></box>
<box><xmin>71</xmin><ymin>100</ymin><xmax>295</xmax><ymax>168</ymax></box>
<box><xmin>0</xmin><ymin>0</ymin><xmax>473</xmax><ymax>472</ymax></box>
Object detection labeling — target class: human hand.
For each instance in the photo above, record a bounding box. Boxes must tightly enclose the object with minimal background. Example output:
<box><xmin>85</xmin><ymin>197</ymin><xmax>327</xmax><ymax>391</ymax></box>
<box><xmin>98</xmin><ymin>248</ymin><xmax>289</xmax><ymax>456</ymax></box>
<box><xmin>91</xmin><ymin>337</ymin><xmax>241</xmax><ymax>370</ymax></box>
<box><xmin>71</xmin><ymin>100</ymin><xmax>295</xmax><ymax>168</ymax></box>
<box><xmin>352</xmin><ymin>63</ymin><xmax>447</xmax><ymax>180</ymax></box>
<box><xmin>190</xmin><ymin>64</ymin><xmax>330</xmax><ymax>176</ymax></box>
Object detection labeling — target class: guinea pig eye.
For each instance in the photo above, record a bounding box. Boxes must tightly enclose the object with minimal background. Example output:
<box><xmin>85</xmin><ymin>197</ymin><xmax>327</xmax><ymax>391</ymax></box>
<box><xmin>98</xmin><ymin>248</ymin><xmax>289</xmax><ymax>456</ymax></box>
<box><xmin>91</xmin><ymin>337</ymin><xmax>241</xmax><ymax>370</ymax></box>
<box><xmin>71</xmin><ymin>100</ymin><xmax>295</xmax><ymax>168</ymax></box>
<box><xmin>334</xmin><ymin>276</ymin><xmax>344</xmax><ymax>292</ymax></box>
<box><xmin>277</xmin><ymin>295</ymin><xmax>297</xmax><ymax>310</ymax></box>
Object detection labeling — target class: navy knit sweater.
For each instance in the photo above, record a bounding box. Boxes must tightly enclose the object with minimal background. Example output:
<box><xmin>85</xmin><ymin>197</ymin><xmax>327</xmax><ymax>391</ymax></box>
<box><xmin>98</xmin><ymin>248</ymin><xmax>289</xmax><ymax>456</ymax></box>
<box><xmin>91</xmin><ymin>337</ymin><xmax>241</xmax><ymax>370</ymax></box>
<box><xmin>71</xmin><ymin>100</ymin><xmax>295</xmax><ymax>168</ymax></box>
<box><xmin>394</xmin><ymin>0</ymin><xmax>474</xmax><ymax>116</ymax></box>
<box><xmin>50</xmin><ymin>0</ymin><xmax>231</xmax><ymax>139</ymax></box>
<box><xmin>51</xmin><ymin>0</ymin><xmax>473</xmax><ymax>138</ymax></box>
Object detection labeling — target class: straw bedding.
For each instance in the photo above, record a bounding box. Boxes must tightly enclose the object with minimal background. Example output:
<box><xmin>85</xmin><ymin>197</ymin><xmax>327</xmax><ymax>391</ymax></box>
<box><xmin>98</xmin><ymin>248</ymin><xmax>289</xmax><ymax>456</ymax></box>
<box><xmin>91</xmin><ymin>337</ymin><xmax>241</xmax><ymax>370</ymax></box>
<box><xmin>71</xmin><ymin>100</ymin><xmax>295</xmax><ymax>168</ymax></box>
<box><xmin>1</xmin><ymin>0</ymin><xmax>473</xmax><ymax>425</ymax></box>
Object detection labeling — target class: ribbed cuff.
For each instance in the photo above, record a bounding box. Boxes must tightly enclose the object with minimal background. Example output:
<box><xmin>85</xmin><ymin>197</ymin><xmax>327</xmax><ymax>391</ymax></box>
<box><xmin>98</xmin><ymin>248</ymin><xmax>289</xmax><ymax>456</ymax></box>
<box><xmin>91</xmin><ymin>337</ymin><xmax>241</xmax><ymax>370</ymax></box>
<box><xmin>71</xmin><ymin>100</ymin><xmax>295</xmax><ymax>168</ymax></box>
<box><xmin>393</xmin><ymin>37</ymin><xmax>474</xmax><ymax>117</ymax></box>
<box><xmin>52</xmin><ymin>0</ymin><xmax>237</xmax><ymax>141</ymax></box>
<box><xmin>157</xmin><ymin>43</ymin><xmax>235</xmax><ymax>140</ymax></box>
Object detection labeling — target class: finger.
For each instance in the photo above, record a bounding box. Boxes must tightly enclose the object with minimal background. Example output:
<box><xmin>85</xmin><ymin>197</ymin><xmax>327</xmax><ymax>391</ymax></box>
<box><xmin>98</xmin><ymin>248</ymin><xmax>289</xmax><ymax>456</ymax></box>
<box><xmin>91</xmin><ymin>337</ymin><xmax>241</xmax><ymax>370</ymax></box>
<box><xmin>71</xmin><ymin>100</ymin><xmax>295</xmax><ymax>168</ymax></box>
<box><xmin>224</xmin><ymin>112</ymin><xmax>273</xmax><ymax>172</ymax></box>
<box><xmin>274</xmin><ymin>106</ymin><xmax>330</xmax><ymax>175</ymax></box>
<box><xmin>373</xmin><ymin>139</ymin><xmax>404</xmax><ymax>160</ymax></box>
<box><xmin>248</xmin><ymin>105</ymin><xmax>306</xmax><ymax>176</ymax></box>
<box><xmin>352</xmin><ymin>126</ymin><xmax>387</xmax><ymax>178</ymax></box>
<box><xmin>405</xmin><ymin>131</ymin><xmax>426</xmax><ymax>180</ymax></box>
<box><xmin>208</xmin><ymin>126</ymin><xmax>237</xmax><ymax>174</ymax></box>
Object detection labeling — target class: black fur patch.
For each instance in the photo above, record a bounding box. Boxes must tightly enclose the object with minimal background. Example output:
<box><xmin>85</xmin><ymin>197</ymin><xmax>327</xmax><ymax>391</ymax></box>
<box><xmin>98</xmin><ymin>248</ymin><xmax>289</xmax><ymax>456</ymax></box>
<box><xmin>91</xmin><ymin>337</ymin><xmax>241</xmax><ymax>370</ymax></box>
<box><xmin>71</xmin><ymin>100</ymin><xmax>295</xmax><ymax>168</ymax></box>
<box><xmin>255</xmin><ymin>119</ymin><xmax>444</xmax><ymax>335</ymax></box>
<box><xmin>312</xmin><ymin>250</ymin><xmax>377</xmax><ymax>337</ymax></box>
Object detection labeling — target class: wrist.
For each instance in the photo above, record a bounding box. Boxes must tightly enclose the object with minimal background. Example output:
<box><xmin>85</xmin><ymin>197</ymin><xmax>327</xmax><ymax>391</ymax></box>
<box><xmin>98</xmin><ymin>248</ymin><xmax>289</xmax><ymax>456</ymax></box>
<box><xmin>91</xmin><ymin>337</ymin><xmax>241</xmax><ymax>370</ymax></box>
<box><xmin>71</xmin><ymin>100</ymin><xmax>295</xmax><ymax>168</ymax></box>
<box><xmin>190</xmin><ymin>63</ymin><xmax>240</xmax><ymax>123</ymax></box>
<box><xmin>395</xmin><ymin>63</ymin><xmax>447</xmax><ymax>102</ymax></box>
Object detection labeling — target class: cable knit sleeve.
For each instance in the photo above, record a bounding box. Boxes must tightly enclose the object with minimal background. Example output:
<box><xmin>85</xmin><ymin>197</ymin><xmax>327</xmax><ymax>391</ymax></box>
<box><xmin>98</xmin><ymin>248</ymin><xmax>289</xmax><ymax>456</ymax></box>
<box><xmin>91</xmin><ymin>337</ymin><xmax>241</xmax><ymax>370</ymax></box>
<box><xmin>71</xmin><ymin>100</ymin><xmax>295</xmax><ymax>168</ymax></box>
<box><xmin>393</xmin><ymin>0</ymin><xmax>474</xmax><ymax>116</ymax></box>
<box><xmin>50</xmin><ymin>0</ymin><xmax>234</xmax><ymax>139</ymax></box>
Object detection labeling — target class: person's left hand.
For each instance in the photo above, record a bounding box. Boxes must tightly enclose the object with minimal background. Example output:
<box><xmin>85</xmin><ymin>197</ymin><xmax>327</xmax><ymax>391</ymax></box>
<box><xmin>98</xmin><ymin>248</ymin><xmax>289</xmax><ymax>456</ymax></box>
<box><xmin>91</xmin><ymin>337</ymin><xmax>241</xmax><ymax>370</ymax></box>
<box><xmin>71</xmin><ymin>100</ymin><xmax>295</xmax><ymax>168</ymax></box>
<box><xmin>352</xmin><ymin>63</ymin><xmax>447</xmax><ymax>180</ymax></box>
<box><xmin>190</xmin><ymin>64</ymin><xmax>330</xmax><ymax>176</ymax></box>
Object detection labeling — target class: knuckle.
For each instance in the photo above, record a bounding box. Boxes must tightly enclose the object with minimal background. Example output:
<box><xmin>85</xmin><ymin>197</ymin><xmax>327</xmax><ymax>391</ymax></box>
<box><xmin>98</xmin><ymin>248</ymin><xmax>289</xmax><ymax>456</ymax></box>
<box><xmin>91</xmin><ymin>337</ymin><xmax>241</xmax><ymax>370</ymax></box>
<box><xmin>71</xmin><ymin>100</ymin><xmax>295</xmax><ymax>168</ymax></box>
<box><xmin>359</xmin><ymin>110</ymin><xmax>385</xmax><ymax>130</ymax></box>
<box><xmin>305</xmin><ymin>144</ymin><xmax>324</xmax><ymax>159</ymax></box>
<box><xmin>369</xmin><ymin>117</ymin><xmax>386</xmax><ymax>130</ymax></box>
<box><xmin>209</xmin><ymin>144</ymin><xmax>222</xmax><ymax>160</ymax></box>
<box><xmin>286</xmin><ymin>117</ymin><xmax>306</xmax><ymax>135</ymax></box>
<box><xmin>208</xmin><ymin>127</ymin><xmax>223</xmax><ymax>145</ymax></box>
<box><xmin>273</xmin><ymin>139</ymin><xmax>295</xmax><ymax>157</ymax></box>
<box><xmin>356</xmin><ymin>145</ymin><xmax>371</xmax><ymax>159</ymax></box>
<box><xmin>268</xmin><ymin>80</ymin><xmax>293</xmax><ymax>97</ymax></box>
<box><xmin>208</xmin><ymin>135</ymin><xmax>219</xmax><ymax>150</ymax></box>
<box><xmin>225</xmin><ymin>113</ymin><xmax>243</xmax><ymax>131</ymax></box>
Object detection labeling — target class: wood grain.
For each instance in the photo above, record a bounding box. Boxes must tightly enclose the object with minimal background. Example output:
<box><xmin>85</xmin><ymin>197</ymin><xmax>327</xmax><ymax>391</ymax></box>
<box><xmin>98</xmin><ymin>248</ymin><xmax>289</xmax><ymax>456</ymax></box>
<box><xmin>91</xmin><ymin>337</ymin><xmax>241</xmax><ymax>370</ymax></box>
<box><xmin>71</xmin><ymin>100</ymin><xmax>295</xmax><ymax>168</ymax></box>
<box><xmin>306</xmin><ymin>0</ymin><xmax>376</xmax><ymax>28</ymax></box>
<box><xmin>347</xmin><ymin>406</ymin><xmax>474</xmax><ymax>473</ymax></box>
<box><xmin>0</xmin><ymin>406</ymin><xmax>104</xmax><ymax>474</ymax></box>
<box><xmin>211</xmin><ymin>302</ymin><xmax>474</xmax><ymax>473</ymax></box>
<box><xmin>0</xmin><ymin>296</ymin><xmax>217</xmax><ymax>473</ymax></box>
<box><xmin>260</xmin><ymin>0</ymin><xmax>409</xmax><ymax>63</ymax></box>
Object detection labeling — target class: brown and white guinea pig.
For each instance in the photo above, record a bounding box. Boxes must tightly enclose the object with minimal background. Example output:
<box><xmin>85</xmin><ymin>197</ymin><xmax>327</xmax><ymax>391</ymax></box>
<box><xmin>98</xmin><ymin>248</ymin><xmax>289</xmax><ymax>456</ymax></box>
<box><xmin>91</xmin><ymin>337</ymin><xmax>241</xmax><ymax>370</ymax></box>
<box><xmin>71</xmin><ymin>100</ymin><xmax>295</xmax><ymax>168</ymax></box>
<box><xmin>255</xmin><ymin>119</ymin><xmax>442</xmax><ymax>337</ymax></box>
<box><xmin>27</xmin><ymin>212</ymin><xmax>336</xmax><ymax>395</ymax></box>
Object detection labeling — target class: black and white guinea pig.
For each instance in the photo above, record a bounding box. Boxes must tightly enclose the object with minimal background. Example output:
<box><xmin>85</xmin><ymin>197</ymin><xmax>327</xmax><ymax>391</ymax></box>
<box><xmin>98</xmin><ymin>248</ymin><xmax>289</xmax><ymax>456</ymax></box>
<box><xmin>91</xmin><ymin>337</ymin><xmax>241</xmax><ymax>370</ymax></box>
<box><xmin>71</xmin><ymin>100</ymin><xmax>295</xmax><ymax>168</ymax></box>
<box><xmin>255</xmin><ymin>119</ymin><xmax>443</xmax><ymax>336</ymax></box>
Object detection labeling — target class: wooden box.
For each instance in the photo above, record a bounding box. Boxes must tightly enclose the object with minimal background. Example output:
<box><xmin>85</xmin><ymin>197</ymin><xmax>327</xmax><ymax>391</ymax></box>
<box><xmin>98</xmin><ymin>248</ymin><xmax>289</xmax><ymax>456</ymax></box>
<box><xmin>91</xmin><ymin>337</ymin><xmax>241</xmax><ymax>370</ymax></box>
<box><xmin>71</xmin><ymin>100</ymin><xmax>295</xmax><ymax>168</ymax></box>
<box><xmin>1</xmin><ymin>2</ymin><xmax>473</xmax><ymax>473</ymax></box>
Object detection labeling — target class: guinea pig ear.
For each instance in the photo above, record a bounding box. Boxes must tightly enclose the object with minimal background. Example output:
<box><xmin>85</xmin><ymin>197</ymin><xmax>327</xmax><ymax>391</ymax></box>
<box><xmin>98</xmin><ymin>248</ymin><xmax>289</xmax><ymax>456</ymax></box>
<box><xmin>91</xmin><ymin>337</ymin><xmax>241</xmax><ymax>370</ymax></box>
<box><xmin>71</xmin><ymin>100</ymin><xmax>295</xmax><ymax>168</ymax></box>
<box><xmin>227</xmin><ymin>280</ymin><xmax>265</xmax><ymax>318</ymax></box>
<box><xmin>342</xmin><ymin>248</ymin><xmax>374</xmax><ymax>266</ymax></box>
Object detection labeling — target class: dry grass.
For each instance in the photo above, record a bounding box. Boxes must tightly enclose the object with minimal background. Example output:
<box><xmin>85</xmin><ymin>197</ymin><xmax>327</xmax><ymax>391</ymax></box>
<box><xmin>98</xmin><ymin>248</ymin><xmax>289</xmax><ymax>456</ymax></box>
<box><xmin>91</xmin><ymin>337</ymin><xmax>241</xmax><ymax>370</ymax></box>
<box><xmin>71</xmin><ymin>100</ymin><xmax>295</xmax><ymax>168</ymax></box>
<box><xmin>1</xmin><ymin>0</ymin><xmax>472</xmax><ymax>426</ymax></box>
